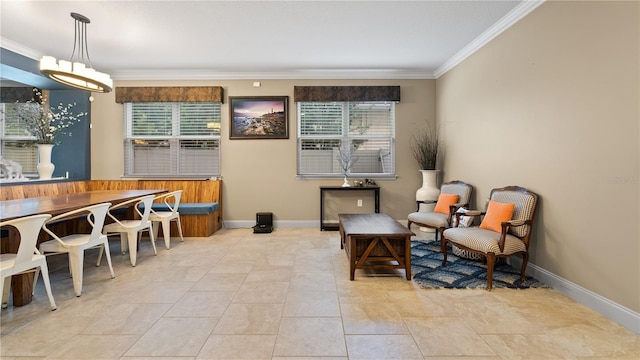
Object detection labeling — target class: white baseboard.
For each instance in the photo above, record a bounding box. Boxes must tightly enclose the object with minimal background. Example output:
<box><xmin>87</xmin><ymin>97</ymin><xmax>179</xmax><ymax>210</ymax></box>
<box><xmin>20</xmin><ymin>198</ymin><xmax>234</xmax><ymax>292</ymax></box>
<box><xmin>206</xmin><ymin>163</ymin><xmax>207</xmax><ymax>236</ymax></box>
<box><xmin>511</xmin><ymin>258</ymin><xmax>640</xmax><ymax>334</ymax></box>
<box><xmin>222</xmin><ymin>220</ymin><xmax>319</xmax><ymax>229</ymax></box>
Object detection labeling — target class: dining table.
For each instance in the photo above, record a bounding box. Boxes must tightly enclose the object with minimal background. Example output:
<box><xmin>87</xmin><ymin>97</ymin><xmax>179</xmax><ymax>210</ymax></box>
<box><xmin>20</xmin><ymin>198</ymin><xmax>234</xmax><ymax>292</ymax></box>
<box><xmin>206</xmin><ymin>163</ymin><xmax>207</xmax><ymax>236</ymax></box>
<box><xmin>0</xmin><ymin>189</ymin><xmax>166</xmax><ymax>306</ymax></box>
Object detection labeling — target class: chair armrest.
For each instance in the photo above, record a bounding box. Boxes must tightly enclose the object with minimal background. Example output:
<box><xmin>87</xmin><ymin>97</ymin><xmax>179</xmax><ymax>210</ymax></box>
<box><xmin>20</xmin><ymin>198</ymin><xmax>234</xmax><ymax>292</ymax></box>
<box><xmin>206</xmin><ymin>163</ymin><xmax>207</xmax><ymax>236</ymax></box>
<box><xmin>506</xmin><ymin>219</ymin><xmax>528</xmax><ymax>227</ymax></box>
<box><xmin>497</xmin><ymin>219</ymin><xmax>533</xmax><ymax>251</ymax></box>
<box><xmin>42</xmin><ymin>222</ymin><xmax>71</xmax><ymax>248</ymax></box>
<box><xmin>451</xmin><ymin>202</ymin><xmax>469</xmax><ymax>209</ymax></box>
<box><xmin>447</xmin><ymin>202</ymin><xmax>471</xmax><ymax>216</ymax></box>
<box><xmin>107</xmin><ymin>211</ymin><xmax>127</xmax><ymax>227</ymax></box>
<box><xmin>451</xmin><ymin>210</ymin><xmax>484</xmax><ymax>227</ymax></box>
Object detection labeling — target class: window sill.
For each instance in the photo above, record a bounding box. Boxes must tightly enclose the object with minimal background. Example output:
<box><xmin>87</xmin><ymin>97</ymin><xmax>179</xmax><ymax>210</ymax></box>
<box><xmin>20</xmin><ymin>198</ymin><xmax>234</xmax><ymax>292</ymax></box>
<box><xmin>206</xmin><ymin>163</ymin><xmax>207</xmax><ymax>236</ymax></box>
<box><xmin>296</xmin><ymin>174</ymin><xmax>397</xmax><ymax>180</ymax></box>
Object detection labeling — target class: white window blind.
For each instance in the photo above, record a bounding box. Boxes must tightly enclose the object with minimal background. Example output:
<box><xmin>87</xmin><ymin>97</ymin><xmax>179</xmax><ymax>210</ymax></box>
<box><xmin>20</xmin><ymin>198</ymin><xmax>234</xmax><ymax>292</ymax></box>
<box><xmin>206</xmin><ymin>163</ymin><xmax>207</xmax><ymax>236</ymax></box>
<box><xmin>1</xmin><ymin>103</ymin><xmax>38</xmax><ymax>174</ymax></box>
<box><xmin>124</xmin><ymin>102</ymin><xmax>221</xmax><ymax>177</ymax></box>
<box><xmin>297</xmin><ymin>101</ymin><xmax>395</xmax><ymax>177</ymax></box>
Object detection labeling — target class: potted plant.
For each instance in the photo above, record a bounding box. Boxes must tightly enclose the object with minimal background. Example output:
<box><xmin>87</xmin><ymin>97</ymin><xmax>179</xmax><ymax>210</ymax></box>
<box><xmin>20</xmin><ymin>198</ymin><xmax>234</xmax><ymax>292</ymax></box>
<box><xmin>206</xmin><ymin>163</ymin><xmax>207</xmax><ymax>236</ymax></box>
<box><xmin>410</xmin><ymin>122</ymin><xmax>440</xmax><ymax>205</ymax></box>
<box><xmin>410</xmin><ymin>121</ymin><xmax>439</xmax><ymax>171</ymax></box>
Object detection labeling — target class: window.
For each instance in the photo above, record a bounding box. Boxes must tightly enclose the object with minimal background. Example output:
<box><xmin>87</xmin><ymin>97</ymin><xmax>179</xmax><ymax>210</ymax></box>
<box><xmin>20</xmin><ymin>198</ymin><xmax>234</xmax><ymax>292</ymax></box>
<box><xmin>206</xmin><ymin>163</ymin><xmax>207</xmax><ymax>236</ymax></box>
<box><xmin>123</xmin><ymin>102</ymin><xmax>221</xmax><ymax>177</ymax></box>
<box><xmin>297</xmin><ymin>101</ymin><xmax>395</xmax><ymax>178</ymax></box>
<box><xmin>1</xmin><ymin>103</ymin><xmax>38</xmax><ymax>174</ymax></box>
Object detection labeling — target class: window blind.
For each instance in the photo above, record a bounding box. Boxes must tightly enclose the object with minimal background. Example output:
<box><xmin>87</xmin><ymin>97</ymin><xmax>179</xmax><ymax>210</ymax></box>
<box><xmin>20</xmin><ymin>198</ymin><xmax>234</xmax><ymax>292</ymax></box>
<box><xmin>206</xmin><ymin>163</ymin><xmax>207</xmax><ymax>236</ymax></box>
<box><xmin>124</xmin><ymin>102</ymin><xmax>221</xmax><ymax>177</ymax></box>
<box><xmin>297</xmin><ymin>101</ymin><xmax>395</xmax><ymax>177</ymax></box>
<box><xmin>1</xmin><ymin>103</ymin><xmax>38</xmax><ymax>173</ymax></box>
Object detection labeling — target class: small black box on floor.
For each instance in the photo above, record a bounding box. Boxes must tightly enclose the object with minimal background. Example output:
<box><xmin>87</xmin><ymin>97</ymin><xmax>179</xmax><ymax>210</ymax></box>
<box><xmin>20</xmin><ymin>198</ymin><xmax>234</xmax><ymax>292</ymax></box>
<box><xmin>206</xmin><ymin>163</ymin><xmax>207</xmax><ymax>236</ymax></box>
<box><xmin>253</xmin><ymin>212</ymin><xmax>273</xmax><ymax>233</ymax></box>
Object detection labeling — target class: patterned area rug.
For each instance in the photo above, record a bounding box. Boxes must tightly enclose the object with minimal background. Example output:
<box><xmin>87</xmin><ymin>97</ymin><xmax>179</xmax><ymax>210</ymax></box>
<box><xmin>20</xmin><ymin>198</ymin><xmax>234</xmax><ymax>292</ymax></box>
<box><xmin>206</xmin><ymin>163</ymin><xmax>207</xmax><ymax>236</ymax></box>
<box><xmin>411</xmin><ymin>240</ymin><xmax>548</xmax><ymax>289</ymax></box>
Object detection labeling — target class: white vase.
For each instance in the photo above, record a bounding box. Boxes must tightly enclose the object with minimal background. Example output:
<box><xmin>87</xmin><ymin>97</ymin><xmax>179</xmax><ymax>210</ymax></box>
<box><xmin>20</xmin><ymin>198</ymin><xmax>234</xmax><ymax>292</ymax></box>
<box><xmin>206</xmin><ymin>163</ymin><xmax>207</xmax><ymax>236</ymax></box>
<box><xmin>341</xmin><ymin>175</ymin><xmax>351</xmax><ymax>187</ymax></box>
<box><xmin>37</xmin><ymin>144</ymin><xmax>55</xmax><ymax>180</ymax></box>
<box><xmin>416</xmin><ymin>169</ymin><xmax>440</xmax><ymax>207</ymax></box>
<box><xmin>415</xmin><ymin>169</ymin><xmax>440</xmax><ymax>233</ymax></box>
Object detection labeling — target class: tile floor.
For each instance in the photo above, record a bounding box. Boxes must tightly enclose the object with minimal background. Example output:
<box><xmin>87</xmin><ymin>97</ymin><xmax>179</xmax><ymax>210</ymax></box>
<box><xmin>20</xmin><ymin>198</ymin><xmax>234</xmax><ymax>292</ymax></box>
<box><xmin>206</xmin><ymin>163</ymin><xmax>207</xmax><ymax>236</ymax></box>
<box><xmin>1</xmin><ymin>228</ymin><xmax>638</xmax><ymax>359</ymax></box>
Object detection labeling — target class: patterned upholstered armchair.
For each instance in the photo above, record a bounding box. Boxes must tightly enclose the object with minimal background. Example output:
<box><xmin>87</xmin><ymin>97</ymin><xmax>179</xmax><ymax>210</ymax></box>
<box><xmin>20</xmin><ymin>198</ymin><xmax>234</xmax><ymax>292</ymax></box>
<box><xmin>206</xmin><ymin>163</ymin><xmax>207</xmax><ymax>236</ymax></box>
<box><xmin>407</xmin><ymin>180</ymin><xmax>473</xmax><ymax>242</ymax></box>
<box><xmin>442</xmin><ymin>186</ymin><xmax>538</xmax><ymax>290</ymax></box>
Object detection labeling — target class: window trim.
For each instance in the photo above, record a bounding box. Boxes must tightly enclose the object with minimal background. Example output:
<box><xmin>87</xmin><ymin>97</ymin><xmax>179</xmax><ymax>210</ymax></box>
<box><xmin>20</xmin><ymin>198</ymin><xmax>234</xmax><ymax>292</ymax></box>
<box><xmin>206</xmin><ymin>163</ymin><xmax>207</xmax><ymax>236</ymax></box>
<box><xmin>123</xmin><ymin>102</ymin><xmax>222</xmax><ymax>178</ymax></box>
<box><xmin>296</xmin><ymin>100</ymin><xmax>396</xmax><ymax>179</ymax></box>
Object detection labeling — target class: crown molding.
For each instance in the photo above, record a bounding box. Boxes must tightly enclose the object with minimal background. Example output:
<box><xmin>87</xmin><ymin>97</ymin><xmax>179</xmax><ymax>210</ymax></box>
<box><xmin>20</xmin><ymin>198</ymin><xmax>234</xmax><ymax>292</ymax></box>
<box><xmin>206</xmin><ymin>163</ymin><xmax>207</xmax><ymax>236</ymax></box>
<box><xmin>110</xmin><ymin>69</ymin><xmax>435</xmax><ymax>81</ymax></box>
<box><xmin>434</xmin><ymin>0</ymin><xmax>545</xmax><ymax>79</ymax></box>
<box><xmin>0</xmin><ymin>37</ymin><xmax>43</xmax><ymax>60</ymax></box>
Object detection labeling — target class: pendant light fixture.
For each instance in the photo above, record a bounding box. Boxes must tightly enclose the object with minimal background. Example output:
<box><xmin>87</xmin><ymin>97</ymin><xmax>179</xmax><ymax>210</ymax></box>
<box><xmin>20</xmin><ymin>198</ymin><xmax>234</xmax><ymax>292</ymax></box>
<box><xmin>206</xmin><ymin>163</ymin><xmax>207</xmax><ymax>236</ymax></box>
<box><xmin>40</xmin><ymin>12</ymin><xmax>112</xmax><ymax>93</ymax></box>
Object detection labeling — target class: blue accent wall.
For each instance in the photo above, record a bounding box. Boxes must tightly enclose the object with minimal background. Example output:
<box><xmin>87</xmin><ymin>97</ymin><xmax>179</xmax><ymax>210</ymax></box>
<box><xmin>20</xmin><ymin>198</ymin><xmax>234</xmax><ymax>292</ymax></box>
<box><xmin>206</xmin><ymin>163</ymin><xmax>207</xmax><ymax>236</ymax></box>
<box><xmin>49</xmin><ymin>90</ymin><xmax>91</xmax><ymax>180</ymax></box>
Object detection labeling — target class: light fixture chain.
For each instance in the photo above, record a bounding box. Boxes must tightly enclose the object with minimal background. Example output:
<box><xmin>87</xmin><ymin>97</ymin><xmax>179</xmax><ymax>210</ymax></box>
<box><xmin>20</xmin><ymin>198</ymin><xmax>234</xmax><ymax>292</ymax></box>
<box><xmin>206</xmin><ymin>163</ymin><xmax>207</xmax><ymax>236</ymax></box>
<box><xmin>69</xmin><ymin>17</ymin><xmax>79</xmax><ymax>62</ymax></box>
<box><xmin>82</xmin><ymin>20</ymin><xmax>92</xmax><ymax>67</ymax></box>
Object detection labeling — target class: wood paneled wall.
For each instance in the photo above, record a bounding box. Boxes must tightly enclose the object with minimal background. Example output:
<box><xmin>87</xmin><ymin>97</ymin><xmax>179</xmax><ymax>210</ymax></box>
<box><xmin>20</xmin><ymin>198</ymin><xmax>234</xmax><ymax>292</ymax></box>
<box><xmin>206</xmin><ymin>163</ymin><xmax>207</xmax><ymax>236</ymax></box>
<box><xmin>1</xmin><ymin>179</ymin><xmax>222</xmax><ymax>237</ymax></box>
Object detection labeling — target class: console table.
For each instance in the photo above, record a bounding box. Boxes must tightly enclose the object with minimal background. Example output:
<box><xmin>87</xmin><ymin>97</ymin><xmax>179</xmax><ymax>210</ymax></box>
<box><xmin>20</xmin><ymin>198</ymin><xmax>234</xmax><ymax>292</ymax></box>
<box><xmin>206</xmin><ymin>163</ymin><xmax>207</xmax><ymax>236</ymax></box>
<box><xmin>319</xmin><ymin>186</ymin><xmax>380</xmax><ymax>230</ymax></box>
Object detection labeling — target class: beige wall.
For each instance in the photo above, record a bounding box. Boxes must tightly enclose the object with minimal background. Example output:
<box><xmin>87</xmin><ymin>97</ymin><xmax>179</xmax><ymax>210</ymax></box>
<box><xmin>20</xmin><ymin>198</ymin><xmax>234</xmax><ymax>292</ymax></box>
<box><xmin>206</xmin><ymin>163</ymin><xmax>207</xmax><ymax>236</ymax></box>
<box><xmin>89</xmin><ymin>0</ymin><xmax>638</xmax><ymax>314</ymax></box>
<box><xmin>91</xmin><ymin>79</ymin><xmax>436</xmax><ymax>224</ymax></box>
<box><xmin>437</xmin><ymin>1</ymin><xmax>639</xmax><ymax>312</ymax></box>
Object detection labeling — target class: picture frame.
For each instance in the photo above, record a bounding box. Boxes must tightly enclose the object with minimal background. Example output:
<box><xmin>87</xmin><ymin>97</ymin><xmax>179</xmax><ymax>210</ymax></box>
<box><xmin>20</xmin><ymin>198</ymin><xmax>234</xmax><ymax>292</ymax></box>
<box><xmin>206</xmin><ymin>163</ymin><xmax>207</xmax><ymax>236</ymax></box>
<box><xmin>229</xmin><ymin>96</ymin><xmax>289</xmax><ymax>139</ymax></box>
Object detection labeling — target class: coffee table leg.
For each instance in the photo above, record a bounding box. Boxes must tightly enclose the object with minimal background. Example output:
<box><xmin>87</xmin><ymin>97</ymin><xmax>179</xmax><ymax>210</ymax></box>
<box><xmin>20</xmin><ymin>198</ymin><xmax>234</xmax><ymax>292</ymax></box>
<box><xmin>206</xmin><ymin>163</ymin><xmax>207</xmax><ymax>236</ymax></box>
<box><xmin>405</xmin><ymin>235</ymin><xmax>411</xmax><ymax>280</ymax></box>
<box><xmin>350</xmin><ymin>236</ymin><xmax>356</xmax><ymax>281</ymax></box>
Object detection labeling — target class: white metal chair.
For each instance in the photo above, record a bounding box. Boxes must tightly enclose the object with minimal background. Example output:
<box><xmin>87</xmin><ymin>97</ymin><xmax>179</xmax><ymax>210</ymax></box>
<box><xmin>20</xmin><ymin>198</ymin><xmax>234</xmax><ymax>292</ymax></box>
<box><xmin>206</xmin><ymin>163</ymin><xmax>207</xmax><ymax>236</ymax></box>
<box><xmin>39</xmin><ymin>203</ymin><xmax>115</xmax><ymax>297</ymax></box>
<box><xmin>149</xmin><ymin>190</ymin><xmax>184</xmax><ymax>250</ymax></box>
<box><xmin>0</xmin><ymin>214</ymin><xmax>57</xmax><ymax>310</ymax></box>
<box><xmin>101</xmin><ymin>195</ymin><xmax>157</xmax><ymax>267</ymax></box>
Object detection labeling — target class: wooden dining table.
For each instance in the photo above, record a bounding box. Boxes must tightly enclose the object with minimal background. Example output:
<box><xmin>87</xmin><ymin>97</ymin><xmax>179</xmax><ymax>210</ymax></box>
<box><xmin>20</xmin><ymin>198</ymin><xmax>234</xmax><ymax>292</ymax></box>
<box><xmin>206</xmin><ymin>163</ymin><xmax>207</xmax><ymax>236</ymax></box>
<box><xmin>0</xmin><ymin>189</ymin><xmax>165</xmax><ymax>306</ymax></box>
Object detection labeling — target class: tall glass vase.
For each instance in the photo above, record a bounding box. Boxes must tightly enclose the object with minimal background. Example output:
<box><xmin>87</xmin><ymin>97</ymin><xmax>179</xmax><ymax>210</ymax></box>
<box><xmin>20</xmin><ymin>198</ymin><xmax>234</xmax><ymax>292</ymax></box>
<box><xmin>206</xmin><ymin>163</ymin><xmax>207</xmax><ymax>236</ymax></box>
<box><xmin>37</xmin><ymin>144</ymin><xmax>55</xmax><ymax>180</ymax></box>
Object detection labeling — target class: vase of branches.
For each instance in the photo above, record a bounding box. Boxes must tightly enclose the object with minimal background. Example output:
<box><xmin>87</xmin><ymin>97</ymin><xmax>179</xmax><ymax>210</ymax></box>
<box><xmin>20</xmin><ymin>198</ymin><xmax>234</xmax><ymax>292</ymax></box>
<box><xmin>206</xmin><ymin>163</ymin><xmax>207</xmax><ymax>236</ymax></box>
<box><xmin>410</xmin><ymin>122</ymin><xmax>440</xmax><ymax>209</ymax></box>
<box><xmin>14</xmin><ymin>89</ymin><xmax>85</xmax><ymax>180</ymax></box>
<box><xmin>337</xmin><ymin>142</ymin><xmax>357</xmax><ymax>187</ymax></box>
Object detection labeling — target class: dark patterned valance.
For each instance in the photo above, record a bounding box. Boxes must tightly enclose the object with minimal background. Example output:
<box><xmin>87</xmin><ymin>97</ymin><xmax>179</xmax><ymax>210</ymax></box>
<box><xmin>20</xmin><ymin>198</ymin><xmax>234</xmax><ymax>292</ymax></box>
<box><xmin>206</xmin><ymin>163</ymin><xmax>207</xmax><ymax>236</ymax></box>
<box><xmin>115</xmin><ymin>86</ymin><xmax>224</xmax><ymax>103</ymax></box>
<box><xmin>293</xmin><ymin>86</ymin><xmax>400</xmax><ymax>102</ymax></box>
<box><xmin>0</xmin><ymin>87</ymin><xmax>41</xmax><ymax>103</ymax></box>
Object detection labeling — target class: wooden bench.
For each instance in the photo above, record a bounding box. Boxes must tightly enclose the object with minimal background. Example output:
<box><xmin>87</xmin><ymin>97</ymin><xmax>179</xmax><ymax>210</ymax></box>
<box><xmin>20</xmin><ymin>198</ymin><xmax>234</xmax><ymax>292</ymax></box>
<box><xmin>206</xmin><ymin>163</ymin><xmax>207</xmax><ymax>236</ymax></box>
<box><xmin>0</xmin><ymin>179</ymin><xmax>222</xmax><ymax>237</ymax></box>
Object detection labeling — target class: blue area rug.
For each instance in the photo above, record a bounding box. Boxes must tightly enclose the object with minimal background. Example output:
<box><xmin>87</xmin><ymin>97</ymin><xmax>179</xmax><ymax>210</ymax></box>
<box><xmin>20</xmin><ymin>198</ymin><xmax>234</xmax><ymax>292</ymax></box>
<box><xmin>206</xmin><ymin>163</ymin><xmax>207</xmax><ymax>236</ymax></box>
<box><xmin>411</xmin><ymin>240</ymin><xmax>547</xmax><ymax>289</ymax></box>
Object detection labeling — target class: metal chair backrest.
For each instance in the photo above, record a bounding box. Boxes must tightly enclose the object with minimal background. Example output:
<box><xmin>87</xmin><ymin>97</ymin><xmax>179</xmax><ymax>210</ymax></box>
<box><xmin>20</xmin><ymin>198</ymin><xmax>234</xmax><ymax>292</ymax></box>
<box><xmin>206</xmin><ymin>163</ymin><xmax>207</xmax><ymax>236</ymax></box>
<box><xmin>0</xmin><ymin>214</ymin><xmax>51</xmax><ymax>265</ymax></box>
<box><xmin>42</xmin><ymin>203</ymin><xmax>111</xmax><ymax>243</ymax></box>
<box><xmin>154</xmin><ymin>190</ymin><xmax>182</xmax><ymax>215</ymax></box>
<box><xmin>135</xmin><ymin>195</ymin><xmax>155</xmax><ymax>223</ymax></box>
<box><xmin>107</xmin><ymin>195</ymin><xmax>155</xmax><ymax>224</ymax></box>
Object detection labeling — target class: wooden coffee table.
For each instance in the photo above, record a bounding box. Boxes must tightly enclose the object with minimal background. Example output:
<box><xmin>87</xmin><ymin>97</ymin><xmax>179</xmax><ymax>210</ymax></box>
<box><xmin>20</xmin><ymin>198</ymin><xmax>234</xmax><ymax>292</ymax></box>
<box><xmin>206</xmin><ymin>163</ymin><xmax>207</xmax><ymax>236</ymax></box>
<box><xmin>339</xmin><ymin>213</ymin><xmax>415</xmax><ymax>280</ymax></box>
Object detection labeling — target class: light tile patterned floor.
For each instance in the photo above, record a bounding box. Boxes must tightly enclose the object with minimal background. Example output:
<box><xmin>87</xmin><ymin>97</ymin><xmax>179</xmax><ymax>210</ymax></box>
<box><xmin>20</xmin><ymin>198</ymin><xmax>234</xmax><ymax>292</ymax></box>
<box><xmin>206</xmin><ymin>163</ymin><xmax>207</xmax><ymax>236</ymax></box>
<box><xmin>1</xmin><ymin>228</ymin><xmax>638</xmax><ymax>359</ymax></box>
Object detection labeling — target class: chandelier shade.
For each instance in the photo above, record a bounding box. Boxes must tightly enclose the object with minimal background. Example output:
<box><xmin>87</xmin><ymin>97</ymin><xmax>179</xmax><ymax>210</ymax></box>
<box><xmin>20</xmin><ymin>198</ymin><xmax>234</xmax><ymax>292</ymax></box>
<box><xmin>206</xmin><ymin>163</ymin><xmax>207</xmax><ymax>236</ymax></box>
<box><xmin>39</xmin><ymin>12</ymin><xmax>112</xmax><ymax>93</ymax></box>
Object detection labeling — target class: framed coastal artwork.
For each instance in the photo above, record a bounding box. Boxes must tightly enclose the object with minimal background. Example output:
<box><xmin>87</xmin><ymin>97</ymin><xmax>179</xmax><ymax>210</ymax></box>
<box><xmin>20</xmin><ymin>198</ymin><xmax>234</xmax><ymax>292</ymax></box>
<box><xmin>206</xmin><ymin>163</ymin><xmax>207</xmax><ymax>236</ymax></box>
<box><xmin>229</xmin><ymin>96</ymin><xmax>289</xmax><ymax>139</ymax></box>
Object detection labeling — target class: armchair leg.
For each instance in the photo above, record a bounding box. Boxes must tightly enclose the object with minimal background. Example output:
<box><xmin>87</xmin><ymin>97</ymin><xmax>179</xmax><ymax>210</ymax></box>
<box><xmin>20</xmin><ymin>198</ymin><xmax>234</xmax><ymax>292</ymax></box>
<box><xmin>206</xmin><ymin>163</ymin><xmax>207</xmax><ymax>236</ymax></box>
<box><xmin>440</xmin><ymin>238</ymin><xmax>448</xmax><ymax>266</ymax></box>
<box><xmin>486</xmin><ymin>253</ymin><xmax>496</xmax><ymax>291</ymax></box>
<box><xmin>520</xmin><ymin>252</ymin><xmax>529</xmax><ymax>281</ymax></box>
<box><xmin>436</xmin><ymin>228</ymin><xmax>445</xmax><ymax>243</ymax></box>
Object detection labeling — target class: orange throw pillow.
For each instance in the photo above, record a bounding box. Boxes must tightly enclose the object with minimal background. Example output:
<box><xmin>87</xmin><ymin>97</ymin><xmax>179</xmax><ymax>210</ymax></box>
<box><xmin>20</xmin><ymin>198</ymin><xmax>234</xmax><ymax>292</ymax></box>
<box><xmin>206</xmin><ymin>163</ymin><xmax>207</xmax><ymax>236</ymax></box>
<box><xmin>480</xmin><ymin>200</ymin><xmax>515</xmax><ymax>233</ymax></box>
<box><xmin>433</xmin><ymin>193</ymin><xmax>459</xmax><ymax>214</ymax></box>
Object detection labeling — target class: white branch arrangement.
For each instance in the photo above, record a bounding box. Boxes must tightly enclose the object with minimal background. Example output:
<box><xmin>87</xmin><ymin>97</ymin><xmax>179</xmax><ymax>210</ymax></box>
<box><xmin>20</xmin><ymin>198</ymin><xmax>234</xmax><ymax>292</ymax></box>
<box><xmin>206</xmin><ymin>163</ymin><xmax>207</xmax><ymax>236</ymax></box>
<box><xmin>337</xmin><ymin>142</ymin><xmax>358</xmax><ymax>175</ymax></box>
